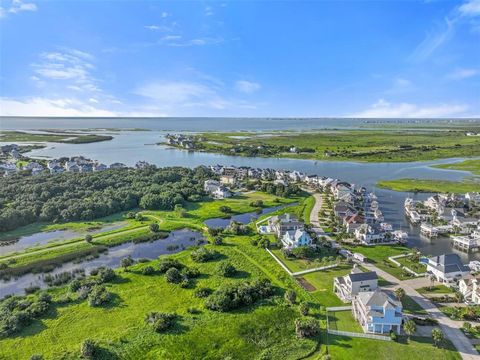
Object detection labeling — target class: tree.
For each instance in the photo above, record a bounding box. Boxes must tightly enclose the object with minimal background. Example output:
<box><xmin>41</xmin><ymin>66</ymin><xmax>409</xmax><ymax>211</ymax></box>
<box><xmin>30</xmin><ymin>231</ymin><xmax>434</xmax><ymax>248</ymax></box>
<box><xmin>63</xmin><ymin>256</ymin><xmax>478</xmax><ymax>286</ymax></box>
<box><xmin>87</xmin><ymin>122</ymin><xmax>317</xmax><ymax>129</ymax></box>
<box><xmin>429</xmin><ymin>273</ymin><xmax>436</xmax><ymax>290</ymax></box>
<box><xmin>394</xmin><ymin>288</ymin><xmax>405</xmax><ymax>301</ymax></box>
<box><xmin>454</xmin><ymin>291</ymin><xmax>464</xmax><ymax>304</ymax></box>
<box><xmin>174</xmin><ymin>204</ymin><xmax>186</xmax><ymax>217</ymax></box>
<box><xmin>87</xmin><ymin>285</ymin><xmax>112</xmax><ymax>307</ymax></box>
<box><xmin>217</xmin><ymin>262</ymin><xmax>236</xmax><ymax>277</ymax></box>
<box><xmin>219</xmin><ymin>206</ymin><xmax>232</xmax><ymax>213</ymax></box>
<box><xmin>149</xmin><ymin>222</ymin><xmax>160</xmax><ymax>232</ymax></box>
<box><xmin>121</xmin><ymin>256</ymin><xmax>134</xmax><ymax>271</ymax></box>
<box><xmin>432</xmin><ymin>328</ymin><xmax>444</xmax><ymax>348</ymax></box>
<box><xmin>84</xmin><ymin>234</ymin><xmax>93</xmax><ymax>243</ymax></box>
<box><xmin>80</xmin><ymin>339</ymin><xmax>97</xmax><ymax>359</ymax></box>
<box><xmin>403</xmin><ymin>319</ymin><xmax>416</xmax><ymax>342</ymax></box>
<box><xmin>144</xmin><ymin>312</ymin><xmax>176</xmax><ymax>333</ymax></box>
<box><xmin>284</xmin><ymin>290</ymin><xmax>297</xmax><ymax>305</ymax></box>
<box><xmin>212</xmin><ymin>235</ymin><xmax>223</xmax><ymax>245</ymax></box>
<box><xmin>165</xmin><ymin>267</ymin><xmax>182</xmax><ymax>284</ymax></box>
<box><xmin>141</xmin><ymin>266</ymin><xmax>155</xmax><ymax>275</ymax></box>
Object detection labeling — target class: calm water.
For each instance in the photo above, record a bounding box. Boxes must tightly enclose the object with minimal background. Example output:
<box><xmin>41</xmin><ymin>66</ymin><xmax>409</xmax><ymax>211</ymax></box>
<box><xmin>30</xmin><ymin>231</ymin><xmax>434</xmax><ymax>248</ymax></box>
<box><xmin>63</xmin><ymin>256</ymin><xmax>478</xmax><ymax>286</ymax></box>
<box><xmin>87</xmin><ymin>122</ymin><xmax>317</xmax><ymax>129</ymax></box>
<box><xmin>204</xmin><ymin>203</ymin><xmax>296</xmax><ymax>229</ymax></box>
<box><xmin>0</xmin><ymin>229</ymin><xmax>204</xmax><ymax>297</ymax></box>
<box><xmin>0</xmin><ymin>223</ymin><xmax>127</xmax><ymax>255</ymax></box>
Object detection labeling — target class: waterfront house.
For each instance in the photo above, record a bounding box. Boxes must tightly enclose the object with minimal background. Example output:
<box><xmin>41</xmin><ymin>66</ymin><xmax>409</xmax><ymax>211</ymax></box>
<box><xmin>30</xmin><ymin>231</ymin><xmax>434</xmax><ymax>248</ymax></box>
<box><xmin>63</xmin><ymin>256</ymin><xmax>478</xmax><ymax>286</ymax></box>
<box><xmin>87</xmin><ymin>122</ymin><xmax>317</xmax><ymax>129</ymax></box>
<box><xmin>459</xmin><ymin>275</ymin><xmax>480</xmax><ymax>305</ymax></box>
<box><xmin>354</xmin><ymin>224</ymin><xmax>391</xmax><ymax>245</ymax></box>
<box><xmin>426</xmin><ymin>254</ymin><xmax>470</xmax><ymax>285</ymax></box>
<box><xmin>220</xmin><ymin>175</ymin><xmax>236</xmax><ymax>186</ymax></box>
<box><xmin>204</xmin><ymin>180</ymin><xmax>231</xmax><ymax>199</ymax></box>
<box><xmin>281</xmin><ymin>229</ymin><xmax>312</xmax><ymax>249</ymax></box>
<box><xmin>333</xmin><ymin>267</ymin><xmax>378</xmax><ymax>302</ymax></box>
<box><xmin>268</xmin><ymin>213</ymin><xmax>304</xmax><ymax>238</ymax></box>
<box><xmin>352</xmin><ymin>289</ymin><xmax>403</xmax><ymax>335</ymax></box>
<box><xmin>333</xmin><ymin>182</ymin><xmax>352</xmax><ymax>199</ymax></box>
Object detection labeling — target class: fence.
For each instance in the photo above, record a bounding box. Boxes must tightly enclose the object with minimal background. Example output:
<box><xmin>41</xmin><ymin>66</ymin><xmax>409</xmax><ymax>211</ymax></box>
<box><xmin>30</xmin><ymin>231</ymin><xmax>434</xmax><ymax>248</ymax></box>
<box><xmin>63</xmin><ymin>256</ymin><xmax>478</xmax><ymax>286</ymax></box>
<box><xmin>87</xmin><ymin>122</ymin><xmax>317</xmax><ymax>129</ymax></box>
<box><xmin>326</xmin><ymin>306</ymin><xmax>352</xmax><ymax>311</ymax></box>
<box><xmin>387</xmin><ymin>253</ymin><xmax>426</xmax><ymax>277</ymax></box>
<box><xmin>327</xmin><ymin>329</ymin><xmax>392</xmax><ymax>341</ymax></box>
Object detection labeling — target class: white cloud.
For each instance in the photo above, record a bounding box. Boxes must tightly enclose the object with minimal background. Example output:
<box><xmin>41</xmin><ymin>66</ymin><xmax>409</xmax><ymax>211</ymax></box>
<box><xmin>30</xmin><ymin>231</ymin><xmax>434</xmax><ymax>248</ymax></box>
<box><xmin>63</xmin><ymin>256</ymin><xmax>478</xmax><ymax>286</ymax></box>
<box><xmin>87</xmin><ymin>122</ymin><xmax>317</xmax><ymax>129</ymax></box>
<box><xmin>161</xmin><ymin>11</ymin><xmax>170</xmax><ymax>18</ymax></box>
<box><xmin>205</xmin><ymin>6</ymin><xmax>213</xmax><ymax>16</ymax></box>
<box><xmin>409</xmin><ymin>17</ymin><xmax>455</xmax><ymax>62</ymax></box>
<box><xmin>394</xmin><ymin>78</ymin><xmax>411</xmax><ymax>87</ymax></box>
<box><xmin>0</xmin><ymin>97</ymin><xmax>117</xmax><ymax>117</ymax></box>
<box><xmin>235</xmin><ymin>80</ymin><xmax>261</xmax><ymax>93</ymax></box>
<box><xmin>459</xmin><ymin>0</ymin><xmax>480</xmax><ymax>17</ymax></box>
<box><xmin>134</xmin><ymin>81</ymin><xmax>216</xmax><ymax>105</ymax></box>
<box><xmin>351</xmin><ymin>99</ymin><xmax>469</xmax><ymax>118</ymax></box>
<box><xmin>31</xmin><ymin>49</ymin><xmax>99</xmax><ymax>93</ymax></box>
<box><xmin>448</xmin><ymin>68</ymin><xmax>479</xmax><ymax>79</ymax></box>
<box><xmin>145</xmin><ymin>25</ymin><xmax>160</xmax><ymax>31</ymax></box>
<box><xmin>4</xmin><ymin>0</ymin><xmax>37</xmax><ymax>15</ymax></box>
<box><xmin>159</xmin><ymin>36</ymin><xmax>223</xmax><ymax>47</ymax></box>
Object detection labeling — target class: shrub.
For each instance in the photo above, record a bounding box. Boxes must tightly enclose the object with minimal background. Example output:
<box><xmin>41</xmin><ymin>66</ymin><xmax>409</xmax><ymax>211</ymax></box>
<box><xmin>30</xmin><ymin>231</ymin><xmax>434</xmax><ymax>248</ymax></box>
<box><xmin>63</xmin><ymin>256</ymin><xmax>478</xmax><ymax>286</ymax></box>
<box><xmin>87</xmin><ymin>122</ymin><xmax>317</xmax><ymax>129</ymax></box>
<box><xmin>149</xmin><ymin>223</ymin><xmax>160</xmax><ymax>232</ymax></box>
<box><xmin>190</xmin><ymin>247</ymin><xmax>217</xmax><ymax>263</ymax></box>
<box><xmin>87</xmin><ymin>285</ymin><xmax>112</xmax><ymax>307</ymax></box>
<box><xmin>217</xmin><ymin>262</ymin><xmax>236</xmax><ymax>277</ymax></box>
<box><xmin>183</xmin><ymin>267</ymin><xmax>200</xmax><ymax>278</ymax></box>
<box><xmin>97</xmin><ymin>267</ymin><xmax>116</xmax><ymax>283</ymax></box>
<box><xmin>250</xmin><ymin>200</ymin><xmax>264</xmax><ymax>207</ymax></box>
<box><xmin>85</xmin><ymin>234</ymin><xmax>93</xmax><ymax>243</ymax></box>
<box><xmin>29</xmin><ymin>355</ymin><xmax>44</xmax><ymax>360</ymax></box>
<box><xmin>145</xmin><ymin>312</ymin><xmax>176</xmax><ymax>333</ymax></box>
<box><xmin>284</xmin><ymin>290</ymin><xmax>297</xmax><ymax>305</ymax></box>
<box><xmin>158</xmin><ymin>258</ymin><xmax>184</xmax><ymax>273</ymax></box>
<box><xmin>194</xmin><ymin>287</ymin><xmax>212</xmax><ymax>298</ymax></box>
<box><xmin>212</xmin><ymin>236</ymin><xmax>224</xmax><ymax>245</ymax></box>
<box><xmin>299</xmin><ymin>302</ymin><xmax>309</xmax><ymax>316</ymax></box>
<box><xmin>141</xmin><ymin>266</ymin><xmax>155</xmax><ymax>275</ymax></box>
<box><xmin>295</xmin><ymin>317</ymin><xmax>319</xmax><ymax>338</ymax></box>
<box><xmin>69</xmin><ymin>279</ymin><xmax>82</xmax><ymax>292</ymax></box>
<box><xmin>219</xmin><ymin>206</ymin><xmax>232</xmax><ymax>213</ymax></box>
<box><xmin>205</xmin><ymin>279</ymin><xmax>274</xmax><ymax>312</ymax></box>
<box><xmin>165</xmin><ymin>268</ymin><xmax>182</xmax><ymax>284</ymax></box>
<box><xmin>80</xmin><ymin>339</ymin><xmax>97</xmax><ymax>359</ymax></box>
<box><xmin>390</xmin><ymin>330</ymin><xmax>397</xmax><ymax>341</ymax></box>
<box><xmin>121</xmin><ymin>256</ymin><xmax>134</xmax><ymax>271</ymax></box>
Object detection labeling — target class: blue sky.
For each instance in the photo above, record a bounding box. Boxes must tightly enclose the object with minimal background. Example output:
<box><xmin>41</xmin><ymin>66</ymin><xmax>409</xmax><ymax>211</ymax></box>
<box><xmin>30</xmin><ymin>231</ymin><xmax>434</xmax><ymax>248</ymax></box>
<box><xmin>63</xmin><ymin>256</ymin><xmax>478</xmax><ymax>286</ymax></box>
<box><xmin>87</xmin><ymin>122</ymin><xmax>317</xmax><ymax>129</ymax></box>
<box><xmin>0</xmin><ymin>0</ymin><xmax>479</xmax><ymax>117</ymax></box>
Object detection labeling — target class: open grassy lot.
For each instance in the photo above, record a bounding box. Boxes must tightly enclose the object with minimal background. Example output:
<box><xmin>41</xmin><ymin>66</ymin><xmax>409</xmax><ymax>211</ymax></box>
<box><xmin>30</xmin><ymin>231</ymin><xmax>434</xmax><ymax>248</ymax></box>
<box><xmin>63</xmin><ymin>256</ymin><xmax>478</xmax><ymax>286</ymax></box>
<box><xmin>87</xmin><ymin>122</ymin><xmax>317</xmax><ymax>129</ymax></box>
<box><xmin>396</xmin><ymin>256</ymin><xmax>427</xmax><ymax>274</ymax></box>
<box><xmin>270</xmin><ymin>249</ymin><xmax>338</xmax><ymax>273</ymax></box>
<box><xmin>185</xmin><ymin>128</ymin><xmax>480</xmax><ymax>163</ymax></box>
<box><xmin>301</xmin><ymin>265</ymin><xmax>352</xmax><ymax>307</ymax></box>
<box><xmin>417</xmin><ymin>285</ymin><xmax>453</xmax><ymax>295</ymax></box>
<box><xmin>401</xmin><ymin>295</ymin><xmax>428</xmax><ymax>316</ymax></box>
<box><xmin>344</xmin><ymin>245</ymin><xmax>416</xmax><ymax>280</ymax></box>
<box><xmin>378</xmin><ymin>178</ymin><xmax>480</xmax><ymax>194</ymax></box>
<box><xmin>328</xmin><ymin>310</ymin><xmax>363</xmax><ymax>332</ymax></box>
<box><xmin>326</xmin><ymin>335</ymin><xmax>461</xmax><ymax>360</ymax></box>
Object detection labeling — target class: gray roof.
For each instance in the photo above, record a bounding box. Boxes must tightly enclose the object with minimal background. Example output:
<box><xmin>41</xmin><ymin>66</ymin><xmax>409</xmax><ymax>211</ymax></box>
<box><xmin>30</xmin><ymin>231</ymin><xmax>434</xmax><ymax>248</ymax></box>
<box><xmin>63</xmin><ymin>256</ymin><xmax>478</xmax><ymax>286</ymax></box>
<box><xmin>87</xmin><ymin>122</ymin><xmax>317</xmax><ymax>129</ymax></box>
<box><xmin>357</xmin><ymin>289</ymin><xmax>401</xmax><ymax>309</ymax></box>
<box><xmin>349</xmin><ymin>271</ymin><xmax>378</xmax><ymax>283</ymax></box>
<box><xmin>428</xmin><ymin>254</ymin><xmax>470</xmax><ymax>274</ymax></box>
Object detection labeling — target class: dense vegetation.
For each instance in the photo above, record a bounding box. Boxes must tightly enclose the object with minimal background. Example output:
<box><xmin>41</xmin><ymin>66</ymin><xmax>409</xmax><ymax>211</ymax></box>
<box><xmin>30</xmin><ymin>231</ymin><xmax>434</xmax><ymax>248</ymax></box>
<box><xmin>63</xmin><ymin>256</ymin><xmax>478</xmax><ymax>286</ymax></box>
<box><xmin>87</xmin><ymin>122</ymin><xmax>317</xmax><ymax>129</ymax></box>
<box><xmin>0</xmin><ymin>166</ymin><xmax>212</xmax><ymax>232</ymax></box>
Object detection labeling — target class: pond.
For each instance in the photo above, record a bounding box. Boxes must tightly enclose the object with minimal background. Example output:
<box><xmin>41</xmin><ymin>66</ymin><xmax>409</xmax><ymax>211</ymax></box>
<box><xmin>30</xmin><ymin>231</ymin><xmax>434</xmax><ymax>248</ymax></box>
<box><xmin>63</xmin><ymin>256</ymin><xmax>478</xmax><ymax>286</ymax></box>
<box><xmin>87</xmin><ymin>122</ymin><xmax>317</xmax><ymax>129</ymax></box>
<box><xmin>0</xmin><ymin>229</ymin><xmax>204</xmax><ymax>298</ymax></box>
<box><xmin>204</xmin><ymin>203</ymin><xmax>296</xmax><ymax>229</ymax></box>
<box><xmin>0</xmin><ymin>222</ymin><xmax>128</xmax><ymax>255</ymax></box>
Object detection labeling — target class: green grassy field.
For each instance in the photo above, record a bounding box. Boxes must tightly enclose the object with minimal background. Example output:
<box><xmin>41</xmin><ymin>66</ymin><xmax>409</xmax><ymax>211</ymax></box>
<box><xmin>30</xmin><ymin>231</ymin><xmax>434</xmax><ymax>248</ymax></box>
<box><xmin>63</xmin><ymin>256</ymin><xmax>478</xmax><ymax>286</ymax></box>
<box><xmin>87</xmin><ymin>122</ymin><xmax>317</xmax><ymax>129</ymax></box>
<box><xmin>417</xmin><ymin>285</ymin><xmax>454</xmax><ymax>295</ymax></box>
<box><xmin>435</xmin><ymin>159</ymin><xmax>480</xmax><ymax>175</ymax></box>
<box><xmin>328</xmin><ymin>310</ymin><xmax>363</xmax><ymax>332</ymax></box>
<box><xmin>180</xmin><ymin>127</ymin><xmax>480</xmax><ymax>163</ymax></box>
<box><xmin>378</xmin><ymin>178</ymin><xmax>480</xmax><ymax>193</ymax></box>
<box><xmin>396</xmin><ymin>256</ymin><xmax>427</xmax><ymax>274</ymax></box>
<box><xmin>401</xmin><ymin>295</ymin><xmax>428</xmax><ymax>316</ymax></box>
<box><xmin>0</xmin><ymin>130</ymin><xmax>113</xmax><ymax>144</ymax></box>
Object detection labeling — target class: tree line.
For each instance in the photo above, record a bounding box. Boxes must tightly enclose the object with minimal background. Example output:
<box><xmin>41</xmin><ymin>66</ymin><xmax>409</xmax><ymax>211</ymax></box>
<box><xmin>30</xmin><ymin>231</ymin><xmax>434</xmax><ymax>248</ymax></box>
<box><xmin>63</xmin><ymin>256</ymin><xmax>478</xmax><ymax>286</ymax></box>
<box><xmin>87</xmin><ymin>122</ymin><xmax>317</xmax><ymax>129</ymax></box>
<box><xmin>0</xmin><ymin>166</ymin><xmax>213</xmax><ymax>232</ymax></box>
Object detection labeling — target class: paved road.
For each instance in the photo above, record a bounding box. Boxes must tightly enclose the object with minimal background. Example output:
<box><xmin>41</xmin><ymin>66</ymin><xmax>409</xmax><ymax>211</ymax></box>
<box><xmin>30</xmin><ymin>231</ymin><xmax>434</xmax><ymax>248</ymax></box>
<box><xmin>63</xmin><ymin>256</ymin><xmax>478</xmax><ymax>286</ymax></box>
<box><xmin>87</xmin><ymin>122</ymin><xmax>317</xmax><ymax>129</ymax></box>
<box><xmin>362</xmin><ymin>262</ymin><xmax>479</xmax><ymax>360</ymax></box>
<box><xmin>309</xmin><ymin>192</ymin><xmax>334</xmax><ymax>241</ymax></box>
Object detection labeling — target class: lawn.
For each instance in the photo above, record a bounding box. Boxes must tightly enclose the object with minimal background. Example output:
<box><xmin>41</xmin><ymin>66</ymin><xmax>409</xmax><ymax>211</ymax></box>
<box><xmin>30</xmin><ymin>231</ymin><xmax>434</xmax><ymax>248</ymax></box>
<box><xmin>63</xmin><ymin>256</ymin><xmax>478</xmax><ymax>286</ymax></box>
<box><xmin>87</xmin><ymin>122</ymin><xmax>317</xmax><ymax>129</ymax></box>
<box><xmin>396</xmin><ymin>256</ymin><xmax>427</xmax><ymax>274</ymax></box>
<box><xmin>417</xmin><ymin>285</ymin><xmax>454</xmax><ymax>295</ymax></box>
<box><xmin>328</xmin><ymin>310</ymin><xmax>363</xmax><ymax>333</ymax></box>
<box><xmin>401</xmin><ymin>295</ymin><xmax>428</xmax><ymax>316</ymax></box>
<box><xmin>326</xmin><ymin>335</ymin><xmax>461</xmax><ymax>360</ymax></box>
<box><xmin>301</xmin><ymin>265</ymin><xmax>353</xmax><ymax>307</ymax></box>
<box><xmin>270</xmin><ymin>248</ymin><xmax>338</xmax><ymax>273</ymax></box>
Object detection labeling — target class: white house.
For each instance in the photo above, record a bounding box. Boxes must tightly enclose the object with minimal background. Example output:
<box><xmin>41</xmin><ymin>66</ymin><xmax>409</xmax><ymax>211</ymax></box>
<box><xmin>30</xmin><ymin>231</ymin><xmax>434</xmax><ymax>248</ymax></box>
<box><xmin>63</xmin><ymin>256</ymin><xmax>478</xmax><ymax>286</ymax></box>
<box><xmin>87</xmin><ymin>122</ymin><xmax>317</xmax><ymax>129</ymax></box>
<box><xmin>281</xmin><ymin>229</ymin><xmax>312</xmax><ymax>249</ymax></box>
<box><xmin>352</xmin><ymin>289</ymin><xmax>403</xmax><ymax>335</ymax></box>
<box><xmin>458</xmin><ymin>275</ymin><xmax>480</xmax><ymax>305</ymax></box>
<box><xmin>334</xmin><ymin>267</ymin><xmax>378</xmax><ymax>302</ymax></box>
<box><xmin>426</xmin><ymin>254</ymin><xmax>470</xmax><ymax>285</ymax></box>
<box><xmin>204</xmin><ymin>180</ymin><xmax>231</xmax><ymax>199</ymax></box>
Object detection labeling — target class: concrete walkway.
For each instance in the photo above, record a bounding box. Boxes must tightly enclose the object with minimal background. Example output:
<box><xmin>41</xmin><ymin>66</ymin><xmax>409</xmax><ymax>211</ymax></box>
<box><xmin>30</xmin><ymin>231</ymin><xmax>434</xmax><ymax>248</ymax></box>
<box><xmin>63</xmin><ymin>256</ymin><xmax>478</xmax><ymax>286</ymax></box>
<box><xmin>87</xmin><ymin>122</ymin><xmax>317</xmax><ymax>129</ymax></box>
<box><xmin>362</xmin><ymin>262</ymin><xmax>479</xmax><ymax>360</ymax></box>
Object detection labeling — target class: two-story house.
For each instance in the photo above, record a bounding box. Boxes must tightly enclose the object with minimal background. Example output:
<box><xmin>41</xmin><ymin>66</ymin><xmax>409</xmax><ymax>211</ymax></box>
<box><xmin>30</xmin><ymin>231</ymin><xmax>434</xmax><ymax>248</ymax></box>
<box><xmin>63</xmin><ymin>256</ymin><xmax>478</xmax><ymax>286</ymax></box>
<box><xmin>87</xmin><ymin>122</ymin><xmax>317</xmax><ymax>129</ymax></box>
<box><xmin>426</xmin><ymin>253</ymin><xmax>470</xmax><ymax>285</ymax></box>
<box><xmin>352</xmin><ymin>289</ymin><xmax>403</xmax><ymax>335</ymax></box>
<box><xmin>333</xmin><ymin>267</ymin><xmax>378</xmax><ymax>302</ymax></box>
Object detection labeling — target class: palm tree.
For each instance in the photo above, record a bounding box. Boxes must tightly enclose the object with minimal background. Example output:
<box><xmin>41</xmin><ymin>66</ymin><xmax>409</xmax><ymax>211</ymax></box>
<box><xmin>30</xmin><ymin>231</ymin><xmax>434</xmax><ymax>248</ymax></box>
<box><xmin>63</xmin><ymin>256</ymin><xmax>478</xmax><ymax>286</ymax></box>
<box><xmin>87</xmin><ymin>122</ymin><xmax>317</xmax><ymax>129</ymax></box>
<box><xmin>454</xmin><ymin>291</ymin><xmax>464</xmax><ymax>304</ymax></box>
<box><xmin>394</xmin><ymin>288</ymin><xmax>405</xmax><ymax>301</ymax></box>
<box><xmin>403</xmin><ymin>320</ymin><xmax>416</xmax><ymax>342</ymax></box>
<box><xmin>428</xmin><ymin>273</ymin><xmax>435</xmax><ymax>290</ymax></box>
<box><xmin>431</xmin><ymin>328</ymin><xmax>444</xmax><ymax>348</ymax></box>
